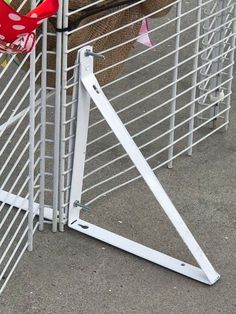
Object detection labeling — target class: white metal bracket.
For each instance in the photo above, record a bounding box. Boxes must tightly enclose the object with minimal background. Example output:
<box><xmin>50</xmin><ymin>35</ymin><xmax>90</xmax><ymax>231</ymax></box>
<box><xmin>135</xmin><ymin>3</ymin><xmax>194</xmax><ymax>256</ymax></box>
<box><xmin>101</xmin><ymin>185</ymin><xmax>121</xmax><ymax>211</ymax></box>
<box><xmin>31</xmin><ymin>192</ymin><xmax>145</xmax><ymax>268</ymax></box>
<box><xmin>68</xmin><ymin>46</ymin><xmax>220</xmax><ymax>285</ymax></box>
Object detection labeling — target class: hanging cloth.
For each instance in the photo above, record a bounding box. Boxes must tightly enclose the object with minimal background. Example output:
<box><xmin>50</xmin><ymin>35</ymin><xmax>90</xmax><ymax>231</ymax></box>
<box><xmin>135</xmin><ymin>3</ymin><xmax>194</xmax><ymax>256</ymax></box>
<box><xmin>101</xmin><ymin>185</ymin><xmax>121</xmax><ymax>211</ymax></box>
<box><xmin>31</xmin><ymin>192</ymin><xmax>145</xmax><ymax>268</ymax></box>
<box><xmin>10</xmin><ymin>0</ymin><xmax>175</xmax><ymax>86</ymax></box>
<box><xmin>0</xmin><ymin>0</ymin><xmax>59</xmax><ymax>53</ymax></box>
<box><xmin>137</xmin><ymin>19</ymin><xmax>154</xmax><ymax>48</ymax></box>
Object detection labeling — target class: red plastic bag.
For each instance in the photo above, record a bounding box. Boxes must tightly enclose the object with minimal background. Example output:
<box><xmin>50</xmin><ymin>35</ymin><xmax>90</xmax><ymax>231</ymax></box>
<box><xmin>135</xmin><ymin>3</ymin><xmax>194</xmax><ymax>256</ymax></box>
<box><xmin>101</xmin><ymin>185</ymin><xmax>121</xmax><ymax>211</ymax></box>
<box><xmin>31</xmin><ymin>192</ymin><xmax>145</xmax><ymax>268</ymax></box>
<box><xmin>0</xmin><ymin>0</ymin><xmax>58</xmax><ymax>53</ymax></box>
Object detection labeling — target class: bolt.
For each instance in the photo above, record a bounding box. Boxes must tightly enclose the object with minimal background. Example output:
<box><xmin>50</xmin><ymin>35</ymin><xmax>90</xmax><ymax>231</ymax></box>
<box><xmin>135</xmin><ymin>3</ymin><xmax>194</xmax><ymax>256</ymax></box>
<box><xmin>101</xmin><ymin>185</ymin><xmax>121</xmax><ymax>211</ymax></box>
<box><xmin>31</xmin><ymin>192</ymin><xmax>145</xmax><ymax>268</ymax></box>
<box><xmin>85</xmin><ymin>50</ymin><xmax>105</xmax><ymax>60</ymax></box>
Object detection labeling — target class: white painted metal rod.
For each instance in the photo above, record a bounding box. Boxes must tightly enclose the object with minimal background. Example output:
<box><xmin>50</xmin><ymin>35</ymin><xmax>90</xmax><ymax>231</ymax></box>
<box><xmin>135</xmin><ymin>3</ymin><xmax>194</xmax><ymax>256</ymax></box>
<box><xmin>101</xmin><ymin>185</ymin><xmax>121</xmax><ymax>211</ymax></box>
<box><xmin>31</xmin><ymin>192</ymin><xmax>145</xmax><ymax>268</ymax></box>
<box><xmin>67</xmin><ymin>0</ymin><xmax>146</xmax><ymax>36</ymax></box>
<box><xmin>83</xmin><ymin>104</ymin><xmax>229</xmax><ymax>195</ymax></box>
<box><xmin>67</xmin><ymin>0</ymin><xmax>220</xmax><ymax>53</ymax></box>
<box><xmin>84</xmin><ymin>92</ymin><xmax>230</xmax><ymax>180</ymax></box>
<box><xmin>86</xmin><ymin>69</ymin><xmax>233</xmax><ymax>152</ymax></box>
<box><xmin>86</xmin><ymin>122</ymin><xmax>227</xmax><ymax>206</ymax></box>
<box><xmin>97</xmin><ymin>3</ymin><xmax>233</xmax><ymax>74</ymax></box>
<box><xmin>80</xmin><ymin>50</ymin><xmax>219</xmax><ymax>284</ymax></box>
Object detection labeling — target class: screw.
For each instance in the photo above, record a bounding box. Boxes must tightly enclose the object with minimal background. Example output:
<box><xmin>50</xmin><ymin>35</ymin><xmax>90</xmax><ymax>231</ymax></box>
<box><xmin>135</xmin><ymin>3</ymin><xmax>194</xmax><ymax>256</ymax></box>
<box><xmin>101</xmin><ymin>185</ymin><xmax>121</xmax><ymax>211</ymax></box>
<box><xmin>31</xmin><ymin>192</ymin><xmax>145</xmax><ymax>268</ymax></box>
<box><xmin>73</xmin><ymin>200</ymin><xmax>92</xmax><ymax>212</ymax></box>
<box><xmin>85</xmin><ymin>50</ymin><xmax>105</xmax><ymax>60</ymax></box>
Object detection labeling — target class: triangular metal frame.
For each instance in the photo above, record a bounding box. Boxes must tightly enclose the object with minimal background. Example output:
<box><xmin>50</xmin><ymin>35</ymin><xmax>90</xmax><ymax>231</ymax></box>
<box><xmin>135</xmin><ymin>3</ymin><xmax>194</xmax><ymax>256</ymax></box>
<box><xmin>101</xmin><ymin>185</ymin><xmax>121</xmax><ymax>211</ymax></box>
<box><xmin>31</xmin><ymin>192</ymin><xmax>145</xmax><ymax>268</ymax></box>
<box><xmin>68</xmin><ymin>46</ymin><xmax>220</xmax><ymax>285</ymax></box>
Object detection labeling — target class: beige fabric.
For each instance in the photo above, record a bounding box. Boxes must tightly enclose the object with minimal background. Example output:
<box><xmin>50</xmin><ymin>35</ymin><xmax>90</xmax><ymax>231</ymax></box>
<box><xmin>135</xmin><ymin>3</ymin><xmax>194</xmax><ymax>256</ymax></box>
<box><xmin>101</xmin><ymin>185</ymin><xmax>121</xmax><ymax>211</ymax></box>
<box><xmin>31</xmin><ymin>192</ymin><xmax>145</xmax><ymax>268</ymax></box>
<box><xmin>12</xmin><ymin>0</ymin><xmax>174</xmax><ymax>87</ymax></box>
<box><xmin>141</xmin><ymin>0</ymin><xmax>174</xmax><ymax>17</ymax></box>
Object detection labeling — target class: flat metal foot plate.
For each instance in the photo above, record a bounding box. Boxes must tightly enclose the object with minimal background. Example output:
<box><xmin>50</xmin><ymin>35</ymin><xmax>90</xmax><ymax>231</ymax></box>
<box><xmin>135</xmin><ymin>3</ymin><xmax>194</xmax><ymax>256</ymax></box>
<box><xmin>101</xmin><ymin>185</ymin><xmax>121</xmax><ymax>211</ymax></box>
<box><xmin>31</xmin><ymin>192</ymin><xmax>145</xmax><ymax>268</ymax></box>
<box><xmin>69</xmin><ymin>219</ymin><xmax>220</xmax><ymax>285</ymax></box>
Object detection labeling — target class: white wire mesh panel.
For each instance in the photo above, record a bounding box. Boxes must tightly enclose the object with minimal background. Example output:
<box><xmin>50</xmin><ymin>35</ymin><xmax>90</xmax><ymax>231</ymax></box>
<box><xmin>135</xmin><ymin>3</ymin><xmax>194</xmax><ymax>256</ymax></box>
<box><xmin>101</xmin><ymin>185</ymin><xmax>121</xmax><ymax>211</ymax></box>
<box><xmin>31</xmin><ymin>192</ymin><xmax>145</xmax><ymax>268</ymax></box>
<box><xmin>59</xmin><ymin>0</ymin><xmax>236</xmax><ymax>226</ymax></box>
<box><xmin>0</xmin><ymin>0</ymin><xmax>234</xmax><ymax>291</ymax></box>
<box><xmin>0</xmin><ymin>0</ymin><xmax>50</xmax><ymax>295</ymax></box>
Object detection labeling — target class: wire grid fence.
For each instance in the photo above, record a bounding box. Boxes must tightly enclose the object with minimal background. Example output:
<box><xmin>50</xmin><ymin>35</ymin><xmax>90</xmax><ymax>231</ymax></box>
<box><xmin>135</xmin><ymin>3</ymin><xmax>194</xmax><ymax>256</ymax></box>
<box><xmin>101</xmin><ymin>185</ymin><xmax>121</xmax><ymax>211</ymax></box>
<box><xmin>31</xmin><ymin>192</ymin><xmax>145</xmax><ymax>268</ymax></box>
<box><xmin>59</xmin><ymin>0</ymin><xmax>236</xmax><ymax>229</ymax></box>
<box><xmin>0</xmin><ymin>0</ymin><xmax>235</xmax><ymax>294</ymax></box>
<box><xmin>0</xmin><ymin>0</ymin><xmax>55</xmax><ymax>294</ymax></box>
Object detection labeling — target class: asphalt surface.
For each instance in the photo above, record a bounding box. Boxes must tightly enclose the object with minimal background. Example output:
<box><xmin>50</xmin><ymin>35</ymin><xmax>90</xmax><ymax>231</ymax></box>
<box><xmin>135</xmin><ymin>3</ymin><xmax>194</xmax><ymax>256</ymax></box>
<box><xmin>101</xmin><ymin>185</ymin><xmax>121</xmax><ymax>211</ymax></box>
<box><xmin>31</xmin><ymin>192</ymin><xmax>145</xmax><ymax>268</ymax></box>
<box><xmin>0</xmin><ymin>82</ymin><xmax>235</xmax><ymax>314</ymax></box>
<box><xmin>0</xmin><ymin>3</ymin><xmax>236</xmax><ymax>314</ymax></box>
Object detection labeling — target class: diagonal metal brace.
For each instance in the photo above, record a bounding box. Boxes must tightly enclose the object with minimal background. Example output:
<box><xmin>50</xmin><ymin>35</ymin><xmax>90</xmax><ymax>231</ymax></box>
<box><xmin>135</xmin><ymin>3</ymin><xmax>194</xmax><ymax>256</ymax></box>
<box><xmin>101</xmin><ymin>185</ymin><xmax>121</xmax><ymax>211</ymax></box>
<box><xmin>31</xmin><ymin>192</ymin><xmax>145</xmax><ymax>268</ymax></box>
<box><xmin>68</xmin><ymin>46</ymin><xmax>220</xmax><ymax>285</ymax></box>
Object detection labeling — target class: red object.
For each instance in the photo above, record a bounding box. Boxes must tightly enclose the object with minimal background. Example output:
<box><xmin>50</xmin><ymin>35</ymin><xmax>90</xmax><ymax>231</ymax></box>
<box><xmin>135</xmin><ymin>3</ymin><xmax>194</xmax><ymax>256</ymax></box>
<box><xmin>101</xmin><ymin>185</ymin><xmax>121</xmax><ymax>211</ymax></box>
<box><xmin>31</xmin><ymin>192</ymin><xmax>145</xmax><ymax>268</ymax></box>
<box><xmin>0</xmin><ymin>0</ymin><xmax>59</xmax><ymax>53</ymax></box>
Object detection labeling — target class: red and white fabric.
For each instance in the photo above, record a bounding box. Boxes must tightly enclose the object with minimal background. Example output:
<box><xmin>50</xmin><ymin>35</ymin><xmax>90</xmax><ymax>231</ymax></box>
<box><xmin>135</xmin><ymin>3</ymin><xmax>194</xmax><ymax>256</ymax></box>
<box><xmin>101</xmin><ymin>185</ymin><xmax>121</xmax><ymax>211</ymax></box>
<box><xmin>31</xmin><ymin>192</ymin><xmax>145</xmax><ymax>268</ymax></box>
<box><xmin>0</xmin><ymin>0</ymin><xmax>58</xmax><ymax>53</ymax></box>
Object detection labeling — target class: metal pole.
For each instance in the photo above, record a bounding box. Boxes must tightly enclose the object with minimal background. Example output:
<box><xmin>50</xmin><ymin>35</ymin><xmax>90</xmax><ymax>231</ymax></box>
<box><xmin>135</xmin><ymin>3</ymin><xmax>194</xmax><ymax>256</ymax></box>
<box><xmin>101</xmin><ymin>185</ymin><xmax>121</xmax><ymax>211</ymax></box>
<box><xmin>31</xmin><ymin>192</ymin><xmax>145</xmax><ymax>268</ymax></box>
<box><xmin>39</xmin><ymin>21</ymin><xmax>48</xmax><ymax>231</ymax></box>
<box><xmin>28</xmin><ymin>0</ymin><xmax>36</xmax><ymax>251</ymax></box>
<box><xmin>209</xmin><ymin>0</ymin><xmax>225</xmax><ymax>128</ymax></box>
<box><xmin>168</xmin><ymin>0</ymin><xmax>181</xmax><ymax>168</ymax></box>
<box><xmin>59</xmin><ymin>0</ymin><xmax>70</xmax><ymax>231</ymax></box>
<box><xmin>52</xmin><ymin>0</ymin><xmax>63</xmax><ymax>232</ymax></box>
<box><xmin>188</xmin><ymin>0</ymin><xmax>202</xmax><ymax>155</ymax></box>
<box><xmin>223</xmin><ymin>0</ymin><xmax>235</xmax><ymax>130</ymax></box>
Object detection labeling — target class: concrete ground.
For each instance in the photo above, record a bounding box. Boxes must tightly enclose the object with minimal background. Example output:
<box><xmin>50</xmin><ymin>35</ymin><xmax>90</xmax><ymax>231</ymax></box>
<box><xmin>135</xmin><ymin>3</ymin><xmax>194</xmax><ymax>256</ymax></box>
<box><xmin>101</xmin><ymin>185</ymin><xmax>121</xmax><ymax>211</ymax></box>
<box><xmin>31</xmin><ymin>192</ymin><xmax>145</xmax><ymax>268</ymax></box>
<box><xmin>1</xmin><ymin>4</ymin><xmax>236</xmax><ymax>314</ymax></box>
<box><xmin>0</xmin><ymin>90</ymin><xmax>235</xmax><ymax>314</ymax></box>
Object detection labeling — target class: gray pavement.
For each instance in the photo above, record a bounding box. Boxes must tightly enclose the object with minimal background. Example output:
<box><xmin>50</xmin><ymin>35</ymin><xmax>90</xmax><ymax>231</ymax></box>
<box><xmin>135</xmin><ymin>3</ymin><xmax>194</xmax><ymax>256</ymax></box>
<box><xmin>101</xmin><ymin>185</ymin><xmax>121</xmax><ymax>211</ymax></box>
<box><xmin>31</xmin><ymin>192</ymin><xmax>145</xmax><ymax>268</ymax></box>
<box><xmin>1</xmin><ymin>3</ymin><xmax>236</xmax><ymax>313</ymax></box>
<box><xmin>0</xmin><ymin>82</ymin><xmax>235</xmax><ymax>314</ymax></box>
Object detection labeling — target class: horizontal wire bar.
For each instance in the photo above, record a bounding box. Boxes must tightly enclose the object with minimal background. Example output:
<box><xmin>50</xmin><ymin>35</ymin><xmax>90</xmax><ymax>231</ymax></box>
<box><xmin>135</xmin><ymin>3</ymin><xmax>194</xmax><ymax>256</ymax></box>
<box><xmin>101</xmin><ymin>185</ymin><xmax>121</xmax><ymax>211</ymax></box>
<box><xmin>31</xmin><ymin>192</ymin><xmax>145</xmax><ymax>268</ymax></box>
<box><xmin>65</xmin><ymin>0</ymin><xmax>212</xmax><ymax>71</ymax></box>
<box><xmin>89</xmin><ymin>30</ymin><xmax>234</xmax><ymax>115</ymax></box>
<box><xmin>0</xmin><ymin>157</ymin><xmax>40</xmax><ymax>216</ymax></box>
<box><xmin>0</xmin><ymin>173</ymin><xmax>41</xmax><ymax>231</ymax></box>
<box><xmin>0</xmin><ymin>230</ymin><xmax>29</xmax><ymax>285</ymax></box>
<box><xmin>66</xmin><ymin>1</ymin><xmax>181</xmax><ymax>54</ymax></box>
<box><xmin>0</xmin><ymin>187</ymin><xmax>40</xmax><ymax>249</ymax></box>
<box><xmin>85</xmin><ymin>121</ymin><xmax>228</xmax><ymax>206</ymax></box>
<box><xmin>86</xmin><ymin>2</ymin><xmax>232</xmax><ymax>79</ymax></box>
<box><xmin>101</xmin><ymin>24</ymin><xmax>234</xmax><ymax>89</ymax></box>
<box><xmin>62</xmin><ymin>115</ymin><xmax>77</xmax><ymax>125</ymax></box>
<box><xmin>0</xmin><ymin>86</ymin><xmax>30</xmax><ymax>127</ymax></box>
<box><xmin>62</xmin><ymin>151</ymin><xmax>74</xmax><ymax>159</ymax></box>
<box><xmin>0</xmin><ymin>50</ymin><xmax>29</xmax><ymax>81</ymax></box>
<box><xmin>85</xmin><ymin>78</ymin><xmax>231</xmax><ymax>165</ymax></box>
<box><xmin>0</xmin><ymin>60</ymin><xmax>33</xmax><ymax>105</ymax></box>
<box><xmin>67</xmin><ymin>0</ymin><xmax>146</xmax><ymax>36</ymax></box>
<box><xmin>67</xmin><ymin>0</ymin><xmax>108</xmax><ymax>16</ymax></box>
<box><xmin>0</xmin><ymin>145</ymin><xmax>30</xmax><ymax>192</ymax></box>
<box><xmin>85</xmin><ymin>60</ymin><xmax>233</xmax><ymax>157</ymax></box>
<box><xmin>0</xmin><ymin>85</ymin><xmax>42</xmax><ymax>136</ymax></box>
<box><xmin>104</xmin><ymin>27</ymin><xmax>234</xmax><ymax>102</ymax></box>
<box><xmin>0</xmin><ymin>158</ymin><xmax>30</xmax><ymax>215</ymax></box>
<box><xmin>0</xmin><ymin>128</ymin><xmax>30</xmax><ymax>173</ymax></box>
<box><xmin>88</xmin><ymin>33</ymin><xmax>234</xmax><ymax>130</ymax></box>
<box><xmin>100</xmin><ymin>2</ymin><xmax>233</xmax><ymax>58</ymax></box>
<box><xmin>0</xmin><ymin>109</ymin><xmax>41</xmax><ymax>180</ymax></box>
<box><xmin>82</xmin><ymin>94</ymin><xmax>230</xmax><ymax>194</ymax></box>
<box><xmin>0</xmin><ymin>211</ymin><xmax>28</xmax><ymax>262</ymax></box>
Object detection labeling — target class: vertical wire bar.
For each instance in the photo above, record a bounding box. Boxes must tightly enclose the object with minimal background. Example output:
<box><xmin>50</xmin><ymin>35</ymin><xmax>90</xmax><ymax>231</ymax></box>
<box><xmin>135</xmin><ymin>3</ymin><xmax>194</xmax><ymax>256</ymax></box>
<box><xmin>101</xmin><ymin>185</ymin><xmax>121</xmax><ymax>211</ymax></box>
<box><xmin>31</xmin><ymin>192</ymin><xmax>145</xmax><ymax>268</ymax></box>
<box><xmin>188</xmin><ymin>0</ymin><xmax>202</xmax><ymax>156</ymax></box>
<box><xmin>209</xmin><ymin>0</ymin><xmax>223</xmax><ymax>128</ymax></box>
<box><xmin>225</xmin><ymin>2</ymin><xmax>236</xmax><ymax>129</ymax></box>
<box><xmin>212</xmin><ymin>0</ymin><xmax>227</xmax><ymax>127</ymax></box>
<box><xmin>215</xmin><ymin>0</ymin><xmax>228</xmax><ymax>128</ymax></box>
<box><xmin>39</xmin><ymin>21</ymin><xmax>48</xmax><ymax>231</ymax></box>
<box><xmin>28</xmin><ymin>0</ymin><xmax>36</xmax><ymax>250</ymax></box>
<box><xmin>64</xmin><ymin>62</ymin><xmax>79</xmax><ymax>218</ymax></box>
<box><xmin>168</xmin><ymin>0</ymin><xmax>181</xmax><ymax>168</ymax></box>
<box><xmin>59</xmin><ymin>0</ymin><xmax>69</xmax><ymax>231</ymax></box>
<box><xmin>52</xmin><ymin>0</ymin><xmax>63</xmax><ymax>232</ymax></box>
<box><xmin>197</xmin><ymin>1</ymin><xmax>211</xmax><ymax>120</ymax></box>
